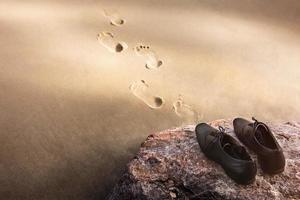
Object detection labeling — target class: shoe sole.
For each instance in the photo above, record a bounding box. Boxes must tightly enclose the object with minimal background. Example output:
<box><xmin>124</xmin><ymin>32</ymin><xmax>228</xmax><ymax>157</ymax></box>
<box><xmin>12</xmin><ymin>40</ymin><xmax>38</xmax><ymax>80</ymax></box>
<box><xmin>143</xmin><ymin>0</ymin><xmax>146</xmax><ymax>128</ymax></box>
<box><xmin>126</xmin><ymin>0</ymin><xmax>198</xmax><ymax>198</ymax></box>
<box><xmin>261</xmin><ymin>166</ymin><xmax>285</xmax><ymax>175</ymax></box>
<box><xmin>225</xmin><ymin>167</ymin><xmax>256</xmax><ymax>185</ymax></box>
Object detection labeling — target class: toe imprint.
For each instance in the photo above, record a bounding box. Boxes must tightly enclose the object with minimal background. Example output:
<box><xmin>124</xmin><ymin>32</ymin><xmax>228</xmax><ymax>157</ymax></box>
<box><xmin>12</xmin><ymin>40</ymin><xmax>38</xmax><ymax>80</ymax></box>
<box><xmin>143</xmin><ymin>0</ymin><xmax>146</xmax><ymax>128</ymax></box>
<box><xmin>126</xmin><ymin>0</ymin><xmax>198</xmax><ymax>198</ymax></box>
<box><xmin>103</xmin><ymin>10</ymin><xmax>126</xmax><ymax>27</ymax></box>
<box><xmin>97</xmin><ymin>32</ymin><xmax>127</xmax><ymax>53</ymax></box>
<box><xmin>173</xmin><ymin>95</ymin><xmax>200</xmax><ymax>124</ymax></box>
<box><xmin>134</xmin><ymin>44</ymin><xmax>163</xmax><ymax>70</ymax></box>
<box><xmin>129</xmin><ymin>80</ymin><xmax>164</xmax><ymax>109</ymax></box>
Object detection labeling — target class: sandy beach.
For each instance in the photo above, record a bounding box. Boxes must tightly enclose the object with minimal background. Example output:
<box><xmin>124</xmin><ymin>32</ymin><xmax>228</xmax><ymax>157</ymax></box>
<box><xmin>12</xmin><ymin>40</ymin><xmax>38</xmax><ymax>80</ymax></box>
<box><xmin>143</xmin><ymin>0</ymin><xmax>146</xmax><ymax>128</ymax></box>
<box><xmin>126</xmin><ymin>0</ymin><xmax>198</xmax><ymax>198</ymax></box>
<box><xmin>0</xmin><ymin>0</ymin><xmax>300</xmax><ymax>199</ymax></box>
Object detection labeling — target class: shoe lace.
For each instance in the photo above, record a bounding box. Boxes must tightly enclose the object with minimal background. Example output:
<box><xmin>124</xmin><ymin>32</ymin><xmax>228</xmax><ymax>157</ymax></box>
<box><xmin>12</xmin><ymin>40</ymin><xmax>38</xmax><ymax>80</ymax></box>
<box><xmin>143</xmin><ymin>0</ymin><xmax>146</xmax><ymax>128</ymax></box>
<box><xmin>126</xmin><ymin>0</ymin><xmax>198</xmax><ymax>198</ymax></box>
<box><xmin>217</xmin><ymin>126</ymin><xmax>226</xmax><ymax>143</ymax></box>
<box><xmin>218</xmin><ymin>126</ymin><xmax>226</xmax><ymax>135</ymax></box>
<box><xmin>252</xmin><ymin>117</ymin><xmax>271</xmax><ymax>146</ymax></box>
<box><xmin>252</xmin><ymin>117</ymin><xmax>259</xmax><ymax>126</ymax></box>
<box><xmin>252</xmin><ymin>117</ymin><xmax>264</xmax><ymax>132</ymax></box>
<box><xmin>204</xmin><ymin>126</ymin><xmax>226</xmax><ymax>152</ymax></box>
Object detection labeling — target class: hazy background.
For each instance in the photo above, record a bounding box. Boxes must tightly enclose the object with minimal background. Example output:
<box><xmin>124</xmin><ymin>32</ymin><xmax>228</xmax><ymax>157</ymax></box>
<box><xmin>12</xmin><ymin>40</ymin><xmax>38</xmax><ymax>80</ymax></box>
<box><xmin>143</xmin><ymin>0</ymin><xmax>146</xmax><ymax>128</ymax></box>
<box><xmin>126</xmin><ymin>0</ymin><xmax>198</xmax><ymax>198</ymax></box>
<box><xmin>0</xmin><ymin>0</ymin><xmax>300</xmax><ymax>199</ymax></box>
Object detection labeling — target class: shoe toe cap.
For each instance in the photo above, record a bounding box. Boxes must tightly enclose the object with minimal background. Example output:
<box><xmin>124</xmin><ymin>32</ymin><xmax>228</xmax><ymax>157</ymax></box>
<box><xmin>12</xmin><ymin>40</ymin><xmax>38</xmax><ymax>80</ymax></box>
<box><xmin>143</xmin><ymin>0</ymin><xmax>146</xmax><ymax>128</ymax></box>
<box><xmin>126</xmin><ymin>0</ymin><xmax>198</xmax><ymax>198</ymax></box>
<box><xmin>226</xmin><ymin>161</ymin><xmax>257</xmax><ymax>185</ymax></box>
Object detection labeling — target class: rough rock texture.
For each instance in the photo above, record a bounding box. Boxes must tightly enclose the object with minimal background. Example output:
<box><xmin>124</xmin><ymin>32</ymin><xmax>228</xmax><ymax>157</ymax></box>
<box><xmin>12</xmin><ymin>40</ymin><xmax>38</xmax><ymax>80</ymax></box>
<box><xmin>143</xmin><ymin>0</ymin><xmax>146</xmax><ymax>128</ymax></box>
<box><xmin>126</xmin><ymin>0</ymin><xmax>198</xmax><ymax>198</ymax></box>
<box><xmin>108</xmin><ymin>120</ymin><xmax>300</xmax><ymax>200</ymax></box>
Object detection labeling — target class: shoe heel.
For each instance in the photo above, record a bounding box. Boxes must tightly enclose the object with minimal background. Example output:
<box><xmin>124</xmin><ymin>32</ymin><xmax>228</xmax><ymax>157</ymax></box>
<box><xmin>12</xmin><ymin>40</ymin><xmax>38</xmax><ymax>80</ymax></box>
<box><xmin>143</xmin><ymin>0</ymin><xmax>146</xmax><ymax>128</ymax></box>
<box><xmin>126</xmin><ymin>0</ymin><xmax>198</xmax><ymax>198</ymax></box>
<box><xmin>258</xmin><ymin>153</ymin><xmax>285</xmax><ymax>174</ymax></box>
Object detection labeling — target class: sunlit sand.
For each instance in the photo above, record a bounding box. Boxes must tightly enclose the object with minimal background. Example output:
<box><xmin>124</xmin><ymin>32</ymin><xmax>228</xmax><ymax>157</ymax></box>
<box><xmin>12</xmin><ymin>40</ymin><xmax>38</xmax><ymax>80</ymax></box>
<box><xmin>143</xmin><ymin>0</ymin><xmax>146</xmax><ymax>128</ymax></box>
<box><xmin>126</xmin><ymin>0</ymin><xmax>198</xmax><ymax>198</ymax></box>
<box><xmin>0</xmin><ymin>0</ymin><xmax>300</xmax><ymax>199</ymax></box>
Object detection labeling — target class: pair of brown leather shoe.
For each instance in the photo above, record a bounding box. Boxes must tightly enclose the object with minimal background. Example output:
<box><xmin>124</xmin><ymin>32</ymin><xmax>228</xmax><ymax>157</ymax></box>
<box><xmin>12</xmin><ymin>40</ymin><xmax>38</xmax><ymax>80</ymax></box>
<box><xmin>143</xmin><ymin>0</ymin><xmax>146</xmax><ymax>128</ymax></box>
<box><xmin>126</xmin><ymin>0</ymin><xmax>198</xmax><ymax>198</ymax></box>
<box><xmin>195</xmin><ymin>117</ymin><xmax>285</xmax><ymax>185</ymax></box>
<box><xmin>233</xmin><ymin>117</ymin><xmax>285</xmax><ymax>174</ymax></box>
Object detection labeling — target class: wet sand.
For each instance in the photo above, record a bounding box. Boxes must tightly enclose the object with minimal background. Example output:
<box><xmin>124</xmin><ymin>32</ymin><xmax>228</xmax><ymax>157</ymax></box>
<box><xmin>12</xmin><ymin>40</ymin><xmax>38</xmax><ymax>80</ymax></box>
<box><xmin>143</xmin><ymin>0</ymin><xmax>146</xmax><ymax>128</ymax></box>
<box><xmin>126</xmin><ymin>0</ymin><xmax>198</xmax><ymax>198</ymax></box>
<box><xmin>0</xmin><ymin>0</ymin><xmax>300</xmax><ymax>199</ymax></box>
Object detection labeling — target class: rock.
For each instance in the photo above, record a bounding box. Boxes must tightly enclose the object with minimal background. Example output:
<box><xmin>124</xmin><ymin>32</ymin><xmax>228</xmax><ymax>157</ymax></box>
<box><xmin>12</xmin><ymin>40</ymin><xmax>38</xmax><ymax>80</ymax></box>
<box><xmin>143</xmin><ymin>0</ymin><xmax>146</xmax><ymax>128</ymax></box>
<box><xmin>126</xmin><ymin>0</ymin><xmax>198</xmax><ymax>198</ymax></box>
<box><xmin>108</xmin><ymin>119</ymin><xmax>300</xmax><ymax>200</ymax></box>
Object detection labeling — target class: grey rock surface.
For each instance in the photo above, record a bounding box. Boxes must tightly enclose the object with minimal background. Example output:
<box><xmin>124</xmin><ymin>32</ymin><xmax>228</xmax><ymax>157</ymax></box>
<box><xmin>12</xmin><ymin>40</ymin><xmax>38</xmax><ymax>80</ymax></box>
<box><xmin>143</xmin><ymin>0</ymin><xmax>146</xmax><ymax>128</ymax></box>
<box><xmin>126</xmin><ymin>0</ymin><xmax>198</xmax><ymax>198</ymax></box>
<box><xmin>108</xmin><ymin>119</ymin><xmax>300</xmax><ymax>200</ymax></box>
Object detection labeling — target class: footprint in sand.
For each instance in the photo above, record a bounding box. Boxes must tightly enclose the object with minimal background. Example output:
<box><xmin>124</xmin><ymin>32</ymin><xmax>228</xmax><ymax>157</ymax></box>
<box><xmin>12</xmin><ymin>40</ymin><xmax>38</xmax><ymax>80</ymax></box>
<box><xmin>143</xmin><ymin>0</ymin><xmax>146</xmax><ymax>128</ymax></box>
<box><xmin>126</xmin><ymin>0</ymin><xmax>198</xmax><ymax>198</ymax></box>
<box><xmin>129</xmin><ymin>80</ymin><xmax>164</xmax><ymax>109</ymax></box>
<box><xmin>97</xmin><ymin>32</ymin><xmax>128</xmax><ymax>53</ymax></box>
<box><xmin>134</xmin><ymin>44</ymin><xmax>163</xmax><ymax>70</ymax></box>
<box><xmin>173</xmin><ymin>95</ymin><xmax>200</xmax><ymax>124</ymax></box>
<box><xmin>103</xmin><ymin>10</ymin><xmax>126</xmax><ymax>27</ymax></box>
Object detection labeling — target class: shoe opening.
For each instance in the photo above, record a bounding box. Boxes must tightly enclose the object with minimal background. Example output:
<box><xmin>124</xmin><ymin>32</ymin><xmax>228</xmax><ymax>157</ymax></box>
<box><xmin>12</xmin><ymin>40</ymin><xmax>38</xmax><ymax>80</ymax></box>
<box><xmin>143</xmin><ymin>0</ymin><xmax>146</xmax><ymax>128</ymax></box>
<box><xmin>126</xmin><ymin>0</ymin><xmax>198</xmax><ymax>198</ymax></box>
<box><xmin>255</xmin><ymin>124</ymin><xmax>277</xmax><ymax>149</ymax></box>
<box><xmin>222</xmin><ymin>135</ymin><xmax>252</xmax><ymax>161</ymax></box>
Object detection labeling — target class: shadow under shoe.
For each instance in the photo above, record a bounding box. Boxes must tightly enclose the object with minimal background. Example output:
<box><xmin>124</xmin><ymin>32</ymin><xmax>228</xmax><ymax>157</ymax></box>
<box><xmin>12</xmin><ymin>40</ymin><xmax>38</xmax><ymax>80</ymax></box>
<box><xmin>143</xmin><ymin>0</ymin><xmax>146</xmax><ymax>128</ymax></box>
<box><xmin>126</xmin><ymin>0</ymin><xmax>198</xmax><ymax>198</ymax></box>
<box><xmin>233</xmin><ymin>117</ymin><xmax>285</xmax><ymax>174</ymax></box>
<box><xmin>195</xmin><ymin>123</ymin><xmax>257</xmax><ymax>185</ymax></box>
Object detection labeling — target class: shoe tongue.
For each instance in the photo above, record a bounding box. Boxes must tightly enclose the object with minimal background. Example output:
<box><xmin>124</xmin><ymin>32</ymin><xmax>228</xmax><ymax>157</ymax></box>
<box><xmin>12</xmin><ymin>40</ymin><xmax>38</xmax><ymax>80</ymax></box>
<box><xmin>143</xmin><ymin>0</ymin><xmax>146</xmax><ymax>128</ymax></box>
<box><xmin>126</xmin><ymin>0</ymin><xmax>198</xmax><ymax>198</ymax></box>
<box><xmin>255</xmin><ymin>124</ymin><xmax>270</xmax><ymax>145</ymax></box>
<box><xmin>223</xmin><ymin>143</ymin><xmax>234</xmax><ymax>153</ymax></box>
<box><xmin>223</xmin><ymin>143</ymin><xmax>244</xmax><ymax>159</ymax></box>
<box><xmin>223</xmin><ymin>143</ymin><xmax>231</xmax><ymax>149</ymax></box>
<box><xmin>255</xmin><ymin>130</ymin><xmax>264</xmax><ymax>144</ymax></box>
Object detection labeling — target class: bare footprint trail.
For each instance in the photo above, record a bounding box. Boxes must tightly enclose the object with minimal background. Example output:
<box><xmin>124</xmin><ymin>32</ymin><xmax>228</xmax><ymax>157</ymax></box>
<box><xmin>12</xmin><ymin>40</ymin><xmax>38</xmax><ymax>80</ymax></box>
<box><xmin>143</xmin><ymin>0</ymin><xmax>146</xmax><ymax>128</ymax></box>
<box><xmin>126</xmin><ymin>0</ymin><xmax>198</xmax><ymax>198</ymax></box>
<box><xmin>129</xmin><ymin>80</ymin><xmax>164</xmax><ymax>109</ymax></box>
<box><xmin>134</xmin><ymin>44</ymin><xmax>163</xmax><ymax>70</ymax></box>
<box><xmin>97</xmin><ymin>32</ymin><xmax>128</xmax><ymax>53</ymax></box>
<box><xmin>173</xmin><ymin>95</ymin><xmax>201</xmax><ymax>124</ymax></box>
<box><xmin>103</xmin><ymin>10</ymin><xmax>126</xmax><ymax>27</ymax></box>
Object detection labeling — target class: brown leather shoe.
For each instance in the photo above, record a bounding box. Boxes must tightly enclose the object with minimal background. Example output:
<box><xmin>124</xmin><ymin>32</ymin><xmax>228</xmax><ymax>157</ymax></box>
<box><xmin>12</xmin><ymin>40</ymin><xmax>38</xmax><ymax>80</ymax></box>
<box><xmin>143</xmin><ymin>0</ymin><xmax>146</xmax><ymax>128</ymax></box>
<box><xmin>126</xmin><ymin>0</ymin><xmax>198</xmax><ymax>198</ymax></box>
<box><xmin>196</xmin><ymin>124</ymin><xmax>257</xmax><ymax>184</ymax></box>
<box><xmin>233</xmin><ymin>117</ymin><xmax>285</xmax><ymax>174</ymax></box>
